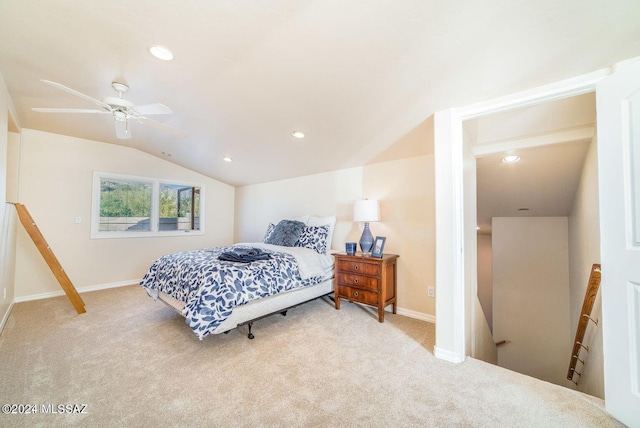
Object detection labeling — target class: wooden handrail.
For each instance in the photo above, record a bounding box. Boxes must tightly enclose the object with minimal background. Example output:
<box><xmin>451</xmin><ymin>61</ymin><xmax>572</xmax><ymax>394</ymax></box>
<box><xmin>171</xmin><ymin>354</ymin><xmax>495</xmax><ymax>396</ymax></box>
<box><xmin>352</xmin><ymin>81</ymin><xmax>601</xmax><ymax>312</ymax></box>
<box><xmin>567</xmin><ymin>264</ymin><xmax>601</xmax><ymax>383</ymax></box>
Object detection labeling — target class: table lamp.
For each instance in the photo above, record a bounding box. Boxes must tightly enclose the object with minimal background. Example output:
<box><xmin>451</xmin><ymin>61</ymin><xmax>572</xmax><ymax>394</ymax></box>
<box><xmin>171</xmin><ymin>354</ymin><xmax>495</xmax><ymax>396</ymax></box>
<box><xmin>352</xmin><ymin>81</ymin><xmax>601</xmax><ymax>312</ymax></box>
<box><xmin>353</xmin><ymin>199</ymin><xmax>380</xmax><ymax>255</ymax></box>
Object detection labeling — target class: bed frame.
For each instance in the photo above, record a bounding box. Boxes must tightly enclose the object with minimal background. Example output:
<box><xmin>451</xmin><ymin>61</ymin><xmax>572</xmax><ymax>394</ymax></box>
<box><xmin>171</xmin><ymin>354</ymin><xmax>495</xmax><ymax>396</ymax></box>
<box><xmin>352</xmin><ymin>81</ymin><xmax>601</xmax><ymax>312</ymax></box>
<box><xmin>157</xmin><ymin>278</ymin><xmax>334</xmax><ymax>339</ymax></box>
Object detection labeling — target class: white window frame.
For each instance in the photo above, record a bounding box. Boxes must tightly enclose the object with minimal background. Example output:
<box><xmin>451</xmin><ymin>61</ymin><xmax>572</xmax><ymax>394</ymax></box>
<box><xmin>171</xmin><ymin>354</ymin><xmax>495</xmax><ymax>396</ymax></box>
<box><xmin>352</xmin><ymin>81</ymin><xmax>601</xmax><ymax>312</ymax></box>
<box><xmin>91</xmin><ymin>171</ymin><xmax>205</xmax><ymax>239</ymax></box>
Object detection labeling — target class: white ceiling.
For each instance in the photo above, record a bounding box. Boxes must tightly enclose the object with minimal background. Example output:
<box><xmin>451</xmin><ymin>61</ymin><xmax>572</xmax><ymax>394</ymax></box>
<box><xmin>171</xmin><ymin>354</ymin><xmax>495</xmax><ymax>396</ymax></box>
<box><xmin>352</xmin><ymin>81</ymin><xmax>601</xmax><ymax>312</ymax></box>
<box><xmin>1</xmin><ymin>1</ymin><xmax>640</xmax><ymax>187</ymax></box>
<box><xmin>470</xmin><ymin>93</ymin><xmax>596</xmax><ymax>233</ymax></box>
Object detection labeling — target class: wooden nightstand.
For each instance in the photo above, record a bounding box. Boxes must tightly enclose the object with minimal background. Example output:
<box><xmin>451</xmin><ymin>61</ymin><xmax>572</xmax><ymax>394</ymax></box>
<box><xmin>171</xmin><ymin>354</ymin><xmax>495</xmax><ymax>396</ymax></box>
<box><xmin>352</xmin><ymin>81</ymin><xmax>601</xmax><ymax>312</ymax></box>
<box><xmin>333</xmin><ymin>252</ymin><xmax>399</xmax><ymax>322</ymax></box>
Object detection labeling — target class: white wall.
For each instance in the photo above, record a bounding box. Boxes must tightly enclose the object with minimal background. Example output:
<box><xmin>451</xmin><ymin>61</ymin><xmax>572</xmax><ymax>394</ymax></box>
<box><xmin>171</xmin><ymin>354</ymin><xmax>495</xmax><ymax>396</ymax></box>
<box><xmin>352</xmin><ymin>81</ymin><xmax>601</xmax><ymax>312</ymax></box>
<box><xmin>235</xmin><ymin>155</ymin><xmax>436</xmax><ymax>319</ymax></box>
<box><xmin>493</xmin><ymin>217</ymin><xmax>573</xmax><ymax>388</ymax></box>
<box><xmin>477</xmin><ymin>234</ymin><xmax>493</xmax><ymax>331</ymax></box>
<box><xmin>6</xmin><ymin>132</ymin><xmax>19</xmax><ymax>202</ymax></box>
<box><xmin>0</xmin><ymin>73</ymin><xmax>14</xmax><ymax>328</ymax></box>
<box><xmin>14</xmin><ymin>129</ymin><xmax>235</xmax><ymax>299</ymax></box>
<box><xmin>235</xmin><ymin>167</ymin><xmax>362</xmax><ymax>246</ymax></box>
<box><xmin>433</xmin><ymin>108</ymin><xmax>466</xmax><ymax>362</ymax></box>
<box><xmin>568</xmin><ymin>137</ymin><xmax>603</xmax><ymax>398</ymax></box>
<box><xmin>473</xmin><ymin>297</ymin><xmax>498</xmax><ymax>364</ymax></box>
<box><xmin>473</xmin><ymin>232</ymin><xmax>497</xmax><ymax>364</ymax></box>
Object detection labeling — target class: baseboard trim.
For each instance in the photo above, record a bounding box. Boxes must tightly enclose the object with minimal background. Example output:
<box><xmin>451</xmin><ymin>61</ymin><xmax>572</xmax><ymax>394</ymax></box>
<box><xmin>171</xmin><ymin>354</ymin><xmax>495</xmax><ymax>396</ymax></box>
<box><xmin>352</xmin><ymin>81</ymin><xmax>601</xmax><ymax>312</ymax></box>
<box><xmin>396</xmin><ymin>307</ymin><xmax>435</xmax><ymax>324</ymax></box>
<box><xmin>13</xmin><ymin>283</ymin><xmax>437</xmax><ymax>325</ymax></box>
<box><xmin>14</xmin><ymin>279</ymin><xmax>141</xmax><ymax>303</ymax></box>
<box><xmin>434</xmin><ymin>346</ymin><xmax>466</xmax><ymax>364</ymax></box>
<box><xmin>0</xmin><ymin>301</ymin><xmax>15</xmax><ymax>336</ymax></box>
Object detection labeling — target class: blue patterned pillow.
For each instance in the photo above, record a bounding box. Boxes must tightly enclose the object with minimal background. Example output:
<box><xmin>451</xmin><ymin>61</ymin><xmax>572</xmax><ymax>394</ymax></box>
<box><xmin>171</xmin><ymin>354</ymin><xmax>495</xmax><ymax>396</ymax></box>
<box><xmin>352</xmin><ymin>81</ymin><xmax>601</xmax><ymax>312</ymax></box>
<box><xmin>263</xmin><ymin>223</ymin><xmax>275</xmax><ymax>243</ymax></box>
<box><xmin>295</xmin><ymin>225</ymin><xmax>330</xmax><ymax>254</ymax></box>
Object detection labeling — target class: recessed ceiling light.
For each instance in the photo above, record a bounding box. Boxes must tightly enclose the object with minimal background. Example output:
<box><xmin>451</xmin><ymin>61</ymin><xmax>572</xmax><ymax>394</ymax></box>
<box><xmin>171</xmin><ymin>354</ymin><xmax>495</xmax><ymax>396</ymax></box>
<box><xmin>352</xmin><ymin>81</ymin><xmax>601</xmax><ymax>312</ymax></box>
<box><xmin>149</xmin><ymin>45</ymin><xmax>174</xmax><ymax>61</ymax></box>
<box><xmin>292</xmin><ymin>130</ymin><xmax>305</xmax><ymax>139</ymax></box>
<box><xmin>162</xmin><ymin>151</ymin><xmax>172</xmax><ymax>157</ymax></box>
<box><xmin>223</xmin><ymin>156</ymin><xmax>233</xmax><ymax>162</ymax></box>
<box><xmin>502</xmin><ymin>155</ymin><xmax>521</xmax><ymax>163</ymax></box>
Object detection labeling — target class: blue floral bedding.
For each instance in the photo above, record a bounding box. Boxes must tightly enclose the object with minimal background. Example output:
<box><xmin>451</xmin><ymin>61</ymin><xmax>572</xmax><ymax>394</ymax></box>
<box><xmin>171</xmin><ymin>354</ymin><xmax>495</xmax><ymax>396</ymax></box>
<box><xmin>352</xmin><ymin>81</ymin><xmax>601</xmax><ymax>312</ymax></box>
<box><xmin>140</xmin><ymin>245</ymin><xmax>326</xmax><ymax>339</ymax></box>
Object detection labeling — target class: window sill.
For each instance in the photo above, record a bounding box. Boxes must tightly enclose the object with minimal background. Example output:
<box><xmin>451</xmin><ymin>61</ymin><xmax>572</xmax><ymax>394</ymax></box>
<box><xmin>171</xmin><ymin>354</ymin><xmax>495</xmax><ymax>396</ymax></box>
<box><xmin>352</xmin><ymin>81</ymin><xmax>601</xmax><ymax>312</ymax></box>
<box><xmin>90</xmin><ymin>230</ymin><xmax>205</xmax><ymax>239</ymax></box>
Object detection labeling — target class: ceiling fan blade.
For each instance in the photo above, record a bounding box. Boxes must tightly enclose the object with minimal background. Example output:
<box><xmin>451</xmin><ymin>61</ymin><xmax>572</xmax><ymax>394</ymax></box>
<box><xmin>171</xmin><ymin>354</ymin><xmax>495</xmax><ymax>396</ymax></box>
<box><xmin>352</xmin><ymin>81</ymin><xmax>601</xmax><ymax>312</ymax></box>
<box><xmin>138</xmin><ymin>116</ymin><xmax>188</xmax><ymax>138</ymax></box>
<box><xmin>40</xmin><ymin>79</ymin><xmax>112</xmax><ymax>111</ymax></box>
<box><xmin>32</xmin><ymin>107</ymin><xmax>110</xmax><ymax>114</ymax></box>
<box><xmin>114</xmin><ymin>119</ymin><xmax>132</xmax><ymax>140</ymax></box>
<box><xmin>133</xmin><ymin>103</ymin><xmax>173</xmax><ymax>115</ymax></box>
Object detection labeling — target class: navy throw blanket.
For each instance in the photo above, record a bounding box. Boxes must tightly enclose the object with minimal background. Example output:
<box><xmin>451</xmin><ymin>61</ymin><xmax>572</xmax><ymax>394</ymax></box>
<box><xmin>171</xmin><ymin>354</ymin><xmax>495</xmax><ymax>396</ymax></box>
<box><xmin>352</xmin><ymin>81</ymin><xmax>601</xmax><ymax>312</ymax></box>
<box><xmin>218</xmin><ymin>247</ymin><xmax>272</xmax><ymax>263</ymax></box>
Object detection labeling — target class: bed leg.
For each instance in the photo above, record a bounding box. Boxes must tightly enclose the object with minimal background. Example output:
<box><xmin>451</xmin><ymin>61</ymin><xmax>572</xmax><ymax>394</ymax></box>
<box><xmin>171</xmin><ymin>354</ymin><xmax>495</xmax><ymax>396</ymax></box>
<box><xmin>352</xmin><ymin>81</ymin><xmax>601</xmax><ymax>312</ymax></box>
<box><xmin>247</xmin><ymin>322</ymin><xmax>255</xmax><ymax>340</ymax></box>
<box><xmin>280</xmin><ymin>310</ymin><xmax>287</xmax><ymax>317</ymax></box>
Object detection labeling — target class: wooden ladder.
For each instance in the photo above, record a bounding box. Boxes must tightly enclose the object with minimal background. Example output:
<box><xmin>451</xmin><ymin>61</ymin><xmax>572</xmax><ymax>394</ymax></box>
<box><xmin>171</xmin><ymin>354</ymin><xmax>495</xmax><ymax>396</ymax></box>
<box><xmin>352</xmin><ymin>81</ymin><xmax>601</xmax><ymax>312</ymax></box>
<box><xmin>13</xmin><ymin>203</ymin><xmax>86</xmax><ymax>314</ymax></box>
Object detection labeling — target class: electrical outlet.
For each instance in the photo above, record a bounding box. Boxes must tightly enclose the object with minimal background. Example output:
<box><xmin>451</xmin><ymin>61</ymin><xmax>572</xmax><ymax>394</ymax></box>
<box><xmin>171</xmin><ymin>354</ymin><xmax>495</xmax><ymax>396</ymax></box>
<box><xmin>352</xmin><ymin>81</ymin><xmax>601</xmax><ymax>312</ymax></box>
<box><xmin>428</xmin><ymin>286</ymin><xmax>435</xmax><ymax>298</ymax></box>
<box><xmin>3</xmin><ymin>288</ymin><xmax>6</xmax><ymax>300</ymax></box>
<box><xmin>74</xmin><ymin>216</ymin><xmax>82</xmax><ymax>224</ymax></box>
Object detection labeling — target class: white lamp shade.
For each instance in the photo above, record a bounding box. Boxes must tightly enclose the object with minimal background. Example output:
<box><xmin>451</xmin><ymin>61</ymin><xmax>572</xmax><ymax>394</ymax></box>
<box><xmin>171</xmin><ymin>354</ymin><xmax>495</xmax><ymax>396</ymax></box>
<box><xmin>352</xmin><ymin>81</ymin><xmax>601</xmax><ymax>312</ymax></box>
<box><xmin>353</xmin><ymin>199</ymin><xmax>380</xmax><ymax>222</ymax></box>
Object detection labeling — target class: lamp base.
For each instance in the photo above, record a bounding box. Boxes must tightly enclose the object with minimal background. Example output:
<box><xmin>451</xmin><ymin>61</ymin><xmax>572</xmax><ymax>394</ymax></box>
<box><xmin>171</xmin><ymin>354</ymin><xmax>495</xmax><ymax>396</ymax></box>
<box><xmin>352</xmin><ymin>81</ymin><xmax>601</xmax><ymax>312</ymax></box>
<box><xmin>359</xmin><ymin>222</ymin><xmax>374</xmax><ymax>255</ymax></box>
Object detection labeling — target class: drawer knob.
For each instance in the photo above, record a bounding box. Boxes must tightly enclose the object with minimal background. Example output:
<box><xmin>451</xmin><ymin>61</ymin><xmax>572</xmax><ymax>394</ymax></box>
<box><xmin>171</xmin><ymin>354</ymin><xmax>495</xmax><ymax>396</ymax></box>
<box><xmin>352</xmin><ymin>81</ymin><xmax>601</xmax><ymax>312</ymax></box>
<box><xmin>354</xmin><ymin>291</ymin><xmax>359</xmax><ymax>297</ymax></box>
<box><xmin>354</xmin><ymin>278</ymin><xmax>359</xmax><ymax>284</ymax></box>
<box><xmin>354</xmin><ymin>265</ymin><xmax>359</xmax><ymax>270</ymax></box>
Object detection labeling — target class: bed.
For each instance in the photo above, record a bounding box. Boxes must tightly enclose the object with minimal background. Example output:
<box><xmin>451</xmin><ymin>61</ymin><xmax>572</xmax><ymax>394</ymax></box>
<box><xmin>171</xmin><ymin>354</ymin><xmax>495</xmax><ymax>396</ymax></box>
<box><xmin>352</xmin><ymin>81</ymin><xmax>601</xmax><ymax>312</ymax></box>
<box><xmin>140</xmin><ymin>216</ymin><xmax>336</xmax><ymax>340</ymax></box>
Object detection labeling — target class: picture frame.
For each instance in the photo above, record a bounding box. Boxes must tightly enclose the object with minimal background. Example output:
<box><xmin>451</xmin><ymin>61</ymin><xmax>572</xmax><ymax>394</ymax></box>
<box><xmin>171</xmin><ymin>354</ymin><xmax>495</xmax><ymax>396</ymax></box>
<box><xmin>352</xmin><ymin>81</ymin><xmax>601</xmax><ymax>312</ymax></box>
<box><xmin>371</xmin><ymin>236</ymin><xmax>386</xmax><ymax>258</ymax></box>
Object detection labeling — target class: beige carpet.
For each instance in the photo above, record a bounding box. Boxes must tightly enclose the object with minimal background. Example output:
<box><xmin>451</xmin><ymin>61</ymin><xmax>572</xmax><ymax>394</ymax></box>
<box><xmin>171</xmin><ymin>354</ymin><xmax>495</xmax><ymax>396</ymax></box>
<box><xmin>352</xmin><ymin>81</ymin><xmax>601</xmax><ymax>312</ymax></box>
<box><xmin>0</xmin><ymin>285</ymin><xmax>623</xmax><ymax>427</ymax></box>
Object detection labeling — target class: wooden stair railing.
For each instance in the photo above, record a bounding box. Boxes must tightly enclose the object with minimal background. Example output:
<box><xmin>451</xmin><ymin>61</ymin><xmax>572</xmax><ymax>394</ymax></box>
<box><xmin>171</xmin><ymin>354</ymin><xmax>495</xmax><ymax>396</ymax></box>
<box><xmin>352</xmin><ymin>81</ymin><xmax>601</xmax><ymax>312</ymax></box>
<box><xmin>12</xmin><ymin>203</ymin><xmax>86</xmax><ymax>314</ymax></box>
<box><xmin>567</xmin><ymin>263</ymin><xmax>601</xmax><ymax>384</ymax></box>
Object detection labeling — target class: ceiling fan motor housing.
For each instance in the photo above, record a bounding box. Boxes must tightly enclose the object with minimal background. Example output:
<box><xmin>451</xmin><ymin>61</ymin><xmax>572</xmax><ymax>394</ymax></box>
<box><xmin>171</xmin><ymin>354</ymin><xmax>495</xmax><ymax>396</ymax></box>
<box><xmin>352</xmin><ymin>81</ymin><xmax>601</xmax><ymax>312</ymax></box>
<box><xmin>102</xmin><ymin>96</ymin><xmax>134</xmax><ymax>110</ymax></box>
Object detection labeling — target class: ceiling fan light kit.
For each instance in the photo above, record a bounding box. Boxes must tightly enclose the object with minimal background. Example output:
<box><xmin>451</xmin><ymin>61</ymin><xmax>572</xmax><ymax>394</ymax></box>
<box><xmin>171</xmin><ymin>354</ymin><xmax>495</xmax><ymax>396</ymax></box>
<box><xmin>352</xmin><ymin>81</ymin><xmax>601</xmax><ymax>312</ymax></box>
<box><xmin>32</xmin><ymin>79</ymin><xmax>187</xmax><ymax>140</ymax></box>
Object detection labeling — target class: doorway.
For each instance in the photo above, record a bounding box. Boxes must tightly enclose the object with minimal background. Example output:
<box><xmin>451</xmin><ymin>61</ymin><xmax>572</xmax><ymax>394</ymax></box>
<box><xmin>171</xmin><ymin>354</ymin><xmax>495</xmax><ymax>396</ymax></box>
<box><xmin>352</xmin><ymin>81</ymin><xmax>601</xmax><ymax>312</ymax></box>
<box><xmin>465</xmin><ymin>93</ymin><xmax>600</xmax><ymax>392</ymax></box>
<box><xmin>434</xmin><ymin>57</ymin><xmax>640</xmax><ymax>426</ymax></box>
<box><xmin>433</xmin><ymin>71</ymin><xmax>605</xmax><ymax>365</ymax></box>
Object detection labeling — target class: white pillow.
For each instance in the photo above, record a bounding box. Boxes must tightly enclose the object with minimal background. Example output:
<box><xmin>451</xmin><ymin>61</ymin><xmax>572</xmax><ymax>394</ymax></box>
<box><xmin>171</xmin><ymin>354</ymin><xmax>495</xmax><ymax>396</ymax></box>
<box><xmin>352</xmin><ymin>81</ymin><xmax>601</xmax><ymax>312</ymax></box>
<box><xmin>307</xmin><ymin>215</ymin><xmax>336</xmax><ymax>254</ymax></box>
<box><xmin>291</xmin><ymin>215</ymin><xmax>310</xmax><ymax>224</ymax></box>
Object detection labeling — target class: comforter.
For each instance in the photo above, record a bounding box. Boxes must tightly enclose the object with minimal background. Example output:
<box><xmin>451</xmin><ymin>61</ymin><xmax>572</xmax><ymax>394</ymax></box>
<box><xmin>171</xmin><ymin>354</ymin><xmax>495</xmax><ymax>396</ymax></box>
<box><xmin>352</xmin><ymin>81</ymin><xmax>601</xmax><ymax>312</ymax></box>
<box><xmin>140</xmin><ymin>243</ymin><xmax>332</xmax><ymax>339</ymax></box>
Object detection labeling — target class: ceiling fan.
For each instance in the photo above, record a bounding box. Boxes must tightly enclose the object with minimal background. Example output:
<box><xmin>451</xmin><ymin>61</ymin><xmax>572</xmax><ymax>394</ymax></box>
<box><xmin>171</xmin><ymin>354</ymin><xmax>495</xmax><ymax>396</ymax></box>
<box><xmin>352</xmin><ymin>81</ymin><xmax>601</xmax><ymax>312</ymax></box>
<box><xmin>32</xmin><ymin>79</ymin><xmax>188</xmax><ymax>140</ymax></box>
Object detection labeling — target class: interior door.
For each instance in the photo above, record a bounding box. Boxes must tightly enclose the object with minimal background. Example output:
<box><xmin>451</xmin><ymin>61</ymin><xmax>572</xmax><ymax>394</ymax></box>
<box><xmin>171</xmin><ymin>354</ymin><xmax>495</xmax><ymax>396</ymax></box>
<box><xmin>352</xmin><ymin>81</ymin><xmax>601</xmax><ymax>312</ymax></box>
<box><xmin>597</xmin><ymin>59</ymin><xmax>640</xmax><ymax>426</ymax></box>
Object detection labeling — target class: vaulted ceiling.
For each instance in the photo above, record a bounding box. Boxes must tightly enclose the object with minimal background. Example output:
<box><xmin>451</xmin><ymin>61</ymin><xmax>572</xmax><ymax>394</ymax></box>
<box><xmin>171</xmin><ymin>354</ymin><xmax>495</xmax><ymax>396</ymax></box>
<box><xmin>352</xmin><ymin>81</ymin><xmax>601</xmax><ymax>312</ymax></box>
<box><xmin>1</xmin><ymin>0</ymin><xmax>640</xmax><ymax>187</ymax></box>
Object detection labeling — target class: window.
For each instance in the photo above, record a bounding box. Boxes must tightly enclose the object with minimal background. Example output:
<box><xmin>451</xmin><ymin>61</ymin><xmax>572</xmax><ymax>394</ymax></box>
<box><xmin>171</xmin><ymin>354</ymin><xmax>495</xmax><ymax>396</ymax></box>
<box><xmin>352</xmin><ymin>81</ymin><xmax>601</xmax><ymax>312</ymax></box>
<box><xmin>98</xmin><ymin>178</ymin><xmax>152</xmax><ymax>232</ymax></box>
<box><xmin>159</xmin><ymin>184</ymin><xmax>201</xmax><ymax>231</ymax></box>
<box><xmin>92</xmin><ymin>172</ymin><xmax>204</xmax><ymax>238</ymax></box>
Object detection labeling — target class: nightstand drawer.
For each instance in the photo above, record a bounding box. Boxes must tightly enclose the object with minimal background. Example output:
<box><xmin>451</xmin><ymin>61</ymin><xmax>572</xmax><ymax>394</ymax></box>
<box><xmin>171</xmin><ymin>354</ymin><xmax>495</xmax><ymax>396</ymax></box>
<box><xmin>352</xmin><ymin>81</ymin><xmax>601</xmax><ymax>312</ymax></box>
<box><xmin>337</xmin><ymin>259</ymin><xmax>380</xmax><ymax>276</ymax></box>
<box><xmin>337</xmin><ymin>273</ymin><xmax>379</xmax><ymax>291</ymax></box>
<box><xmin>337</xmin><ymin>286</ymin><xmax>378</xmax><ymax>306</ymax></box>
